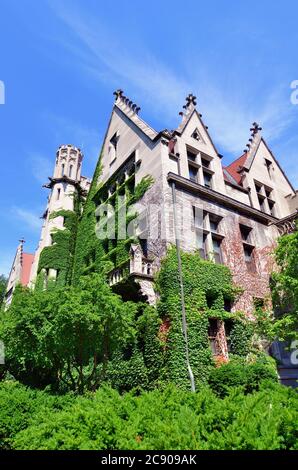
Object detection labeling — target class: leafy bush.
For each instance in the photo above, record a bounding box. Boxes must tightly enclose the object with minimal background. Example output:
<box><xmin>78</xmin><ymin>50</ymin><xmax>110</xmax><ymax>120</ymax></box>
<box><xmin>208</xmin><ymin>359</ymin><xmax>278</xmax><ymax>397</ymax></box>
<box><xmin>0</xmin><ymin>381</ymin><xmax>74</xmax><ymax>449</ymax></box>
<box><xmin>0</xmin><ymin>380</ymin><xmax>296</xmax><ymax>450</ymax></box>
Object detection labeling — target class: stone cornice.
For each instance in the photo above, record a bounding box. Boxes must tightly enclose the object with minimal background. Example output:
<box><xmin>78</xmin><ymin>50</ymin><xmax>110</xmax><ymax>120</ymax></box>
<box><xmin>167</xmin><ymin>172</ymin><xmax>278</xmax><ymax>224</ymax></box>
<box><xmin>43</xmin><ymin>176</ymin><xmax>88</xmax><ymax>196</ymax></box>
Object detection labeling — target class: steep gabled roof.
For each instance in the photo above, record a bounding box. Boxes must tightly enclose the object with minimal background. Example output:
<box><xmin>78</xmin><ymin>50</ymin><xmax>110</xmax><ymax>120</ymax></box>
<box><xmin>21</xmin><ymin>253</ymin><xmax>34</xmax><ymax>286</ymax></box>
<box><xmin>224</xmin><ymin>153</ymin><xmax>248</xmax><ymax>185</ymax></box>
<box><xmin>113</xmin><ymin>90</ymin><xmax>158</xmax><ymax>141</ymax></box>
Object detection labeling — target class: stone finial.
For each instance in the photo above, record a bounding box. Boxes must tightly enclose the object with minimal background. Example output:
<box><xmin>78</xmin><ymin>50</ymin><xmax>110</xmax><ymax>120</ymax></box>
<box><xmin>19</xmin><ymin>238</ymin><xmax>26</xmax><ymax>246</ymax></box>
<box><xmin>178</xmin><ymin>93</ymin><xmax>198</xmax><ymax>122</ymax></box>
<box><xmin>250</xmin><ymin>122</ymin><xmax>262</xmax><ymax>137</ymax></box>
<box><xmin>113</xmin><ymin>89</ymin><xmax>141</xmax><ymax>114</ymax></box>
<box><xmin>183</xmin><ymin>93</ymin><xmax>197</xmax><ymax>109</ymax></box>
<box><xmin>243</xmin><ymin>122</ymin><xmax>262</xmax><ymax>156</ymax></box>
<box><xmin>113</xmin><ymin>89</ymin><xmax>124</xmax><ymax>101</ymax></box>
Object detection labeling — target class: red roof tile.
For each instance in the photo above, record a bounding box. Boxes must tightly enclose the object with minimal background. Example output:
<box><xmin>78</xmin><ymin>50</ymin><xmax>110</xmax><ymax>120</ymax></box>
<box><xmin>21</xmin><ymin>253</ymin><xmax>34</xmax><ymax>286</ymax></box>
<box><xmin>224</xmin><ymin>153</ymin><xmax>248</xmax><ymax>185</ymax></box>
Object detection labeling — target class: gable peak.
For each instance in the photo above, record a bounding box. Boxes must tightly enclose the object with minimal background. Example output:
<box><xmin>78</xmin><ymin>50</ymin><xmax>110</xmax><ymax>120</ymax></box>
<box><xmin>243</xmin><ymin>121</ymin><xmax>262</xmax><ymax>155</ymax></box>
<box><xmin>113</xmin><ymin>89</ymin><xmax>141</xmax><ymax>115</ymax></box>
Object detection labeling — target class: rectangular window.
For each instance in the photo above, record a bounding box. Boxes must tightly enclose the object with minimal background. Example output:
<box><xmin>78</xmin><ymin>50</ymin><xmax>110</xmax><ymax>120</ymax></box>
<box><xmin>203</xmin><ymin>171</ymin><xmax>212</xmax><ymax>188</ymax></box>
<box><xmin>208</xmin><ymin>319</ymin><xmax>219</xmax><ymax>355</ymax></box>
<box><xmin>224</xmin><ymin>320</ymin><xmax>233</xmax><ymax>352</ymax></box>
<box><xmin>258</xmin><ymin>195</ymin><xmax>265</xmax><ymax>211</ymax></box>
<box><xmin>243</xmin><ymin>245</ymin><xmax>256</xmax><ymax>273</ymax></box>
<box><xmin>187</xmin><ymin>149</ymin><xmax>197</xmax><ymax>162</ymax></box>
<box><xmin>268</xmin><ymin>200</ymin><xmax>276</xmax><ymax>217</ymax></box>
<box><xmin>196</xmin><ymin>231</ymin><xmax>207</xmax><ymax>259</ymax></box>
<box><xmin>210</xmin><ymin>215</ymin><xmax>220</xmax><ymax>233</ymax></box>
<box><xmin>212</xmin><ymin>237</ymin><xmax>222</xmax><ymax>264</ymax></box>
<box><xmin>140</xmin><ymin>238</ymin><xmax>148</xmax><ymax>258</ymax></box>
<box><xmin>255</xmin><ymin>183</ymin><xmax>262</xmax><ymax>194</ymax></box>
<box><xmin>265</xmin><ymin>158</ymin><xmax>272</xmax><ymax>177</ymax></box>
<box><xmin>193</xmin><ymin>207</ymin><xmax>205</xmax><ymax>228</ymax></box>
<box><xmin>239</xmin><ymin>224</ymin><xmax>252</xmax><ymax>242</ymax></box>
<box><xmin>189</xmin><ymin>164</ymin><xmax>198</xmax><ymax>182</ymax></box>
<box><xmin>201</xmin><ymin>157</ymin><xmax>210</xmax><ymax>168</ymax></box>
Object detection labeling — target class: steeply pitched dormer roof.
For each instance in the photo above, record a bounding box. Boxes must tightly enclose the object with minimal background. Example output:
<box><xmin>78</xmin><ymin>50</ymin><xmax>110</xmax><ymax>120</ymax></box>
<box><xmin>224</xmin><ymin>153</ymin><xmax>248</xmax><ymax>185</ymax></box>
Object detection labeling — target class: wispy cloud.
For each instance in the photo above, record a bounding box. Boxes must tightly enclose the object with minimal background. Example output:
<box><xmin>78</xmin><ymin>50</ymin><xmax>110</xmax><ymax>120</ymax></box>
<box><xmin>42</xmin><ymin>112</ymin><xmax>101</xmax><ymax>172</ymax></box>
<box><xmin>29</xmin><ymin>153</ymin><xmax>53</xmax><ymax>184</ymax></box>
<box><xmin>12</xmin><ymin>207</ymin><xmax>42</xmax><ymax>232</ymax></box>
<box><xmin>47</xmin><ymin>0</ymin><xmax>296</xmax><ymax>180</ymax></box>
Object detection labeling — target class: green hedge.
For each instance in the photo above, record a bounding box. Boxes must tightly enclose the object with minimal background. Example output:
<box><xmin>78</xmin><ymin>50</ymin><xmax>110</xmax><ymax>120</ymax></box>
<box><xmin>1</xmin><ymin>380</ymin><xmax>297</xmax><ymax>450</ymax></box>
<box><xmin>208</xmin><ymin>359</ymin><xmax>278</xmax><ymax>397</ymax></box>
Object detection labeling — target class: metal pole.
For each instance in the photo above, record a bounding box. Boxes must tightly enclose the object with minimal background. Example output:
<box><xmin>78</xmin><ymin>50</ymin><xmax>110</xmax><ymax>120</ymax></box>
<box><xmin>171</xmin><ymin>181</ymin><xmax>196</xmax><ymax>392</ymax></box>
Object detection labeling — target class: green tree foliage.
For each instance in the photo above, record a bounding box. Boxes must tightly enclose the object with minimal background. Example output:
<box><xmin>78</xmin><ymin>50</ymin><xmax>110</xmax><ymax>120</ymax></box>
<box><xmin>271</xmin><ymin>226</ymin><xmax>298</xmax><ymax>341</ymax></box>
<box><xmin>0</xmin><ymin>381</ymin><xmax>296</xmax><ymax>450</ymax></box>
<box><xmin>0</xmin><ymin>274</ymin><xmax>137</xmax><ymax>393</ymax></box>
<box><xmin>0</xmin><ymin>275</ymin><xmax>7</xmax><ymax>304</ymax></box>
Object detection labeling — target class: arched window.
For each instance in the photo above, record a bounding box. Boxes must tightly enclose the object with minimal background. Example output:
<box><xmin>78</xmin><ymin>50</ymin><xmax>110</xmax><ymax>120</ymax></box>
<box><xmin>69</xmin><ymin>165</ymin><xmax>73</xmax><ymax>178</ymax></box>
<box><xmin>61</xmin><ymin>164</ymin><xmax>65</xmax><ymax>177</ymax></box>
<box><xmin>57</xmin><ymin>188</ymin><xmax>61</xmax><ymax>200</ymax></box>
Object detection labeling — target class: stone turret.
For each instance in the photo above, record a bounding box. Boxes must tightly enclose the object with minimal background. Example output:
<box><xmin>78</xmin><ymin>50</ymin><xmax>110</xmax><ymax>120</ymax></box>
<box><xmin>29</xmin><ymin>145</ymin><xmax>90</xmax><ymax>286</ymax></box>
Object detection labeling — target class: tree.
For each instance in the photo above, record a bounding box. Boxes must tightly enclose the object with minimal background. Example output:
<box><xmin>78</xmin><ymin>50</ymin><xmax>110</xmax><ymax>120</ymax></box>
<box><xmin>0</xmin><ymin>273</ymin><xmax>137</xmax><ymax>392</ymax></box>
<box><xmin>271</xmin><ymin>225</ymin><xmax>298</xmax><ymax>342</ymax></box>
<box><xmin>0</xmin><ymin>275</ymin><xmax>7</xmax><ymax>304</ymax></box>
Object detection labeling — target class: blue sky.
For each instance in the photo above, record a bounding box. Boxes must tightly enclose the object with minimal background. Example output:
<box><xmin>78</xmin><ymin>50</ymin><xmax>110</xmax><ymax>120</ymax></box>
<box><xmin>0</xmin><ymin>0</ymin><xmax>297</xmax><ymax>275</ymax></box>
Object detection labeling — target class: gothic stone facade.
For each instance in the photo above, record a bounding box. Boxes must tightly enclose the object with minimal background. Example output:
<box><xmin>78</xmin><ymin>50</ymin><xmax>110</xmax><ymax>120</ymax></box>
<box><xmin>97</xmin><ymin>91</ymin><xmax>297</xmax><ymax>316</ymax></box>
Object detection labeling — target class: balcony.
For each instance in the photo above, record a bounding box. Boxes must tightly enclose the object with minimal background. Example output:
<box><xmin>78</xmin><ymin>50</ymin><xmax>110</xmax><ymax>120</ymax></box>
<box><xmin>108</xmin><ymin>244</ymin><xmax>156</xmax><ymax>305</ymax></box>
<box><xmin>108</xmin><ymin>244</ymin><xmax>155</xmax><ymax>286</ymax></box>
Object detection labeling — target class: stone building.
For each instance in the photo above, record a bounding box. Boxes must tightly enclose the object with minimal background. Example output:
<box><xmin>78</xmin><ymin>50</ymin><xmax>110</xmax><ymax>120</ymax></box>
<box><xmin>5</xmin><ymin>145</ymin><xmax>90</xmax><ymax>301</ymax></box>
<box><xmin>28</xmin><ymin>144</ymin><xmax>91</xmax><ymax>286</ymax></box>
<box><xmin>4</xmin><ymin>239</ymin><xmax>34</xmax><ymax>307</ymax></box>
<box><xmin>94</xmin><ymin>91</ymin><xmax>297</xmax><ymax>315</ymax></box>
<box><xmin>5</xmin><ymin>90</ymin><xmax>297</xmax><ymax>369</ymax></box>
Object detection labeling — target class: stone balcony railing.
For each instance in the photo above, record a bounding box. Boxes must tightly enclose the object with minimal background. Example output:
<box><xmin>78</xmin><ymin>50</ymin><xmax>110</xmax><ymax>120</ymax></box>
<box><xmin>108</xmin><ymin>244</ymin><xmax>155</xmax><ymax>286</ymax></box>
<box><xmin>275</xmin><ymin>210</ymin><xmax>297</xmax><ymax>235</ymax></box>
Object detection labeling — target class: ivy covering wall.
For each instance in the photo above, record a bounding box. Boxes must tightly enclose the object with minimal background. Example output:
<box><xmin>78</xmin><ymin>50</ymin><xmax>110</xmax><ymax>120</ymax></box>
<box><xmin>36</xmin><ymin>208</ymin><xmax>79</xmax><ymax>289</ymax></box>
<box><xmin>72</xmin><ymin>152</ymin><xmax>153</xmax><ymax>284</ymax></box>
<box><xmin>154</xmin><ymin>248</ymin><xmax>256</xmax><ymax>390</ymax></box>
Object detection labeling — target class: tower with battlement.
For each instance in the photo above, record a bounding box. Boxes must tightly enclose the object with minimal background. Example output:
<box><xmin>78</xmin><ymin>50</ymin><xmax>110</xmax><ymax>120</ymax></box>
<box><xmin>29</xmin><ymin>145</ymin><xmax>91</xmax><ymax>286</ymax></box>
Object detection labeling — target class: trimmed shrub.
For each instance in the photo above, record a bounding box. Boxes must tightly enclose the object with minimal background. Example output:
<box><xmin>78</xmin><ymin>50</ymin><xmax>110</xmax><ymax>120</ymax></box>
<box><xmin>208</xmin><ymin>360</ymin><xmax>278</xmax><ymax>397</ymax></box>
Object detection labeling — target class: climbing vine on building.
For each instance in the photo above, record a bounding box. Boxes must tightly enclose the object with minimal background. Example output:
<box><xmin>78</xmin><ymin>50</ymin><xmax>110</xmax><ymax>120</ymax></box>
<box><xmin>72</xmin><ymin>150</ymin><xmax>154</xmax><ymax>284</ymax></box>
<box><xmin>155</xmin><ymin>248</ymin><xmax>258</xmax><ymax>390</ymax></box>
<box><xmin>36</xmin><ymin>208</ymin><xmax>79</xmax><ymax>288</ymax></box>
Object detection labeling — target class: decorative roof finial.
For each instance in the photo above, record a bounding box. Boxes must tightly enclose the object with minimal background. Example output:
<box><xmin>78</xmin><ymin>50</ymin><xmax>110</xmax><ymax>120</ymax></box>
<box><xmin>113</xmin><ymin>89</ymin><xmax>124</xmax><ymax>101</ymax></box>
<box><xmin>250</xmin><ymin>122</ymin><xmax>262</xmax><ymax>137</ymax></box>
<box><xmin>183</xmin><ymin>93</ymin><xmax>197</xmax><ymax>109</ymax></box>
<box><xmin>19</xmin><ymin>238</ymin><xmax>26</xmax><ymax>246</ymax></box>
<box><xmin>113</xmin><ymin>89</ymin><xmax>141</xmax><ymax>114</ymax></box>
